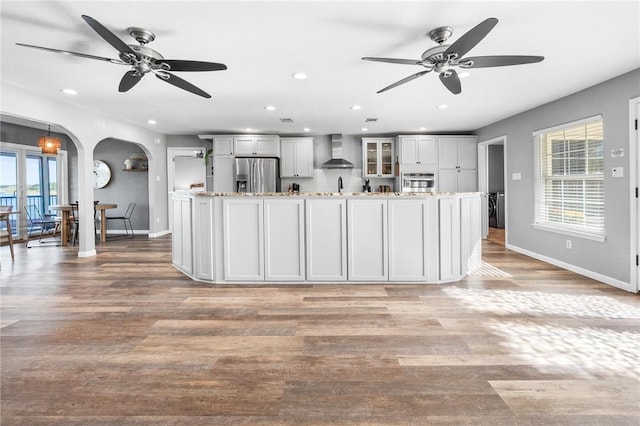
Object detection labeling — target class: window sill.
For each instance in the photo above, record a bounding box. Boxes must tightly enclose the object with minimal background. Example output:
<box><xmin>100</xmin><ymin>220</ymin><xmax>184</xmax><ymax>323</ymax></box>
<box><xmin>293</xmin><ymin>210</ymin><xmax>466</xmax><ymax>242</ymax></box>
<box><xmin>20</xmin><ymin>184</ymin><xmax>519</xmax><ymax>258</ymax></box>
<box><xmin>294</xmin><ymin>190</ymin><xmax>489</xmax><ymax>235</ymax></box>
<box><xmin>532</xmin><ymin>223</ymin><xmax>606</xmax><ymax>243</ymax></box>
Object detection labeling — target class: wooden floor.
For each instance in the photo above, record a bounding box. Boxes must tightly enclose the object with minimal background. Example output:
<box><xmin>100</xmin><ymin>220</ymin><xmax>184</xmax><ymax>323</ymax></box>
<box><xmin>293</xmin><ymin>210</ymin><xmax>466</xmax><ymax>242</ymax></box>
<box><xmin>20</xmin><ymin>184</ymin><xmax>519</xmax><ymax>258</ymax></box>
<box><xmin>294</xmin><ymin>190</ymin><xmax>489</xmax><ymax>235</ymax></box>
<box><xmin>1</xmin><ymin>236</ymin><xmax>639</xmax><ymax>425</ymax></box>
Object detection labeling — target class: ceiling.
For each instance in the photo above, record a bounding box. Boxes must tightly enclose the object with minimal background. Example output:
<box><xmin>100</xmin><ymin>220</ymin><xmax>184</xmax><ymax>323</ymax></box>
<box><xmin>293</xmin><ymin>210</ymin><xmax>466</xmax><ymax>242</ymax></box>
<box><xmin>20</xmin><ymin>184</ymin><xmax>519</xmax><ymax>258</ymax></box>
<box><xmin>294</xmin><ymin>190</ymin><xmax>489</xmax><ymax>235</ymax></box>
<box><xmin>1</xmin><ymin>1</ymin><xmax>639</xmax><ymax>136</ymax></box>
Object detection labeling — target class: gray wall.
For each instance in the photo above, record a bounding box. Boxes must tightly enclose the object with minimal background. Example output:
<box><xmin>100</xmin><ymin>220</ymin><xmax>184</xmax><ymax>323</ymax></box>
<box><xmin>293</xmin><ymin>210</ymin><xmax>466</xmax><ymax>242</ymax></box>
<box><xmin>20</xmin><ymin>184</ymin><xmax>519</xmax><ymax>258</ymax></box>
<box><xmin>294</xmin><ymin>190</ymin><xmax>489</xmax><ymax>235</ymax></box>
<box><xmin>475</xmin><ymin>68</ymin><xmax>640</xmax><ymax>284</ymax></box>
<box><xmin>93</xmin><ymin>139</ymin><xmax>149</xmax><ymax>232</ymax></box>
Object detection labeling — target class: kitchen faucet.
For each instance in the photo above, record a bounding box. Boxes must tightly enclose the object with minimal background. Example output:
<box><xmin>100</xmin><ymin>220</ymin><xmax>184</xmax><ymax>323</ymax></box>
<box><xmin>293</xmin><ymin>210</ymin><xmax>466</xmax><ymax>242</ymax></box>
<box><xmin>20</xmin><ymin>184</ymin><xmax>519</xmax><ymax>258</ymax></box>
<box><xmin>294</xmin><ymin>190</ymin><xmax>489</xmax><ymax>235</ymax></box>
<box><xmin>338</xmin><ymin>176</ymin><xmax>343</xmax><ymax>193</ymax></box>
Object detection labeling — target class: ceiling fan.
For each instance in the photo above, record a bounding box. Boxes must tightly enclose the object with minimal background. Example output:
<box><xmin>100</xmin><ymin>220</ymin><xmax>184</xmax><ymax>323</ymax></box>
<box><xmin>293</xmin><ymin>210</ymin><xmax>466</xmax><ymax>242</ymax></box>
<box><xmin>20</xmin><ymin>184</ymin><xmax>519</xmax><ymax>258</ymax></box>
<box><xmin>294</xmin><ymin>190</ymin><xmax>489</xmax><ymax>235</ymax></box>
<box><xmin>16</xmin><ymin>15</ymin><xmax>227</xmax><ymax>98</ymax></box>
<box><xmin>362</xmin><ymin>17</ymin><xmax>544</xmax><ymax>95</ymax></box>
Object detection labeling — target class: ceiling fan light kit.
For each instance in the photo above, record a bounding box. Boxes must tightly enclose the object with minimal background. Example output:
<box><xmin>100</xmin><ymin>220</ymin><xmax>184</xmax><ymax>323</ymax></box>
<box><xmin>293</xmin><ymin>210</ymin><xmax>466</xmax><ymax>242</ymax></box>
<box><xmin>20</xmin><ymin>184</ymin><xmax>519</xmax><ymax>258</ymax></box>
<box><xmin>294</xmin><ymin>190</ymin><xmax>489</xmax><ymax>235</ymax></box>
<box><xmin>17</xmin><ymin>15</ymin><xmax>227</xmax><ymax>98</ymax></box>
<box><xmin>363</xmin><ymin>17</ymin><xmax>544</xmax><ymax>95</ymax></box>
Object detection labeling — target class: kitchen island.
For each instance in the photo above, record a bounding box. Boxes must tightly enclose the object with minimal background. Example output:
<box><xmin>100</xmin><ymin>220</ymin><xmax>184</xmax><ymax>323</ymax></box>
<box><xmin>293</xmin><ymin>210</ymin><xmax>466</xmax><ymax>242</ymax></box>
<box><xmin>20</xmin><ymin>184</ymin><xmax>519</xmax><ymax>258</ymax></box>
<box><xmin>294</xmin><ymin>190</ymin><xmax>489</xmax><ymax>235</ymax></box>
<box><xmin>171</xmin><ymin>191</ymin><xmax>482</xmax><ymax>284</ymax></box>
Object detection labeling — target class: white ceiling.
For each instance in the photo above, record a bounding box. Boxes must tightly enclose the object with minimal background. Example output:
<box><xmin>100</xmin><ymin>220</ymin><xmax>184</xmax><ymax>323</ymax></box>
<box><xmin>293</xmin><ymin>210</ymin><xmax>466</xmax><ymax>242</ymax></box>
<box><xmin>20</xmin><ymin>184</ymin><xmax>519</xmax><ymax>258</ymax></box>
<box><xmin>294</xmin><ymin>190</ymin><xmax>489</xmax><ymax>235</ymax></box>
<box><xmin>1</xmin><ymin>1</ymin><xmax>639</xmax><ymax>136</ymax></box>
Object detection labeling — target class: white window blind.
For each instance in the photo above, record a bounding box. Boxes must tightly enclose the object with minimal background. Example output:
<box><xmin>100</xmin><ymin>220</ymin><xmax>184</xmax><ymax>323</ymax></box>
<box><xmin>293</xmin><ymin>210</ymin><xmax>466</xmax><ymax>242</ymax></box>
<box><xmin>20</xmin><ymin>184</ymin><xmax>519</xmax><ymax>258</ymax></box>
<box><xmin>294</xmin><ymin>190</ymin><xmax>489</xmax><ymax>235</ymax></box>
<box><xmin>534</xmin><ymin>116</ymin><xmax>604</xmax><ymax>240</ymax></box>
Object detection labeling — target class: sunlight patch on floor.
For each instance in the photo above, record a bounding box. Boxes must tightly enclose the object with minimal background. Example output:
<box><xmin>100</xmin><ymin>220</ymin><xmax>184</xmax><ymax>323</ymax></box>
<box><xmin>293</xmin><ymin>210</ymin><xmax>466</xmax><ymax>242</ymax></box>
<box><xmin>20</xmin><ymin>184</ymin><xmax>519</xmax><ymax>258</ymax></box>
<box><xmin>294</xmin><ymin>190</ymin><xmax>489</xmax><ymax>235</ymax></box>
<box><xmin>468</xmin><ymin>261</ymin><xmax>512</xmax><ymax>277</ymax></box>
<box><xmin>487</xmin><ymin>319</ymin><xmax>640</xmax><ymax>380</ymax></box>
<box><xmin>442</xmin><ymin>287</ymin><xmax>640</xmax><ymax>319</ymax></box>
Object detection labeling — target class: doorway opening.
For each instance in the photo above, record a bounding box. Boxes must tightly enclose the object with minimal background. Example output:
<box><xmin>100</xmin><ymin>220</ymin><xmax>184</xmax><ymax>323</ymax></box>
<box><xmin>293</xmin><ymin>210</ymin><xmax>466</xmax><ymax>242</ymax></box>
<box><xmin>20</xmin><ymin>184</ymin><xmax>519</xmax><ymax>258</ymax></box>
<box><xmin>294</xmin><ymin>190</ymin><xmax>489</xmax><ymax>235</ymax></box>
<box><xmin>478</xmin><ymin>136</ymin><xmax>507</xmax><ymax>246</ymax></box>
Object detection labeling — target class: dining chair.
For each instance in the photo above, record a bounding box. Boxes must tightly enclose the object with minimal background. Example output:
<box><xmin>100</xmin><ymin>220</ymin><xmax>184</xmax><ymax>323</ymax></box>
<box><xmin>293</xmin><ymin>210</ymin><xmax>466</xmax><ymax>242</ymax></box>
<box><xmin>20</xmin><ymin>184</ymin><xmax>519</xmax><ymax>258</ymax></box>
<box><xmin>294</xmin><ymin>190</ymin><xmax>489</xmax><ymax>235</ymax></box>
<box><xmin>24</xmin><ymin>205</ymin><xmax>60</xmax><ymax>248</ymax></box>
<box><xmin>0</xmin><ymin>206</ymin><xmax>15</xmax><ymax>261</ymax></box>
<box><xmin>106</xmin><ymin>202</ymin><xmax>136</xmax><ymax>238</ymax></box>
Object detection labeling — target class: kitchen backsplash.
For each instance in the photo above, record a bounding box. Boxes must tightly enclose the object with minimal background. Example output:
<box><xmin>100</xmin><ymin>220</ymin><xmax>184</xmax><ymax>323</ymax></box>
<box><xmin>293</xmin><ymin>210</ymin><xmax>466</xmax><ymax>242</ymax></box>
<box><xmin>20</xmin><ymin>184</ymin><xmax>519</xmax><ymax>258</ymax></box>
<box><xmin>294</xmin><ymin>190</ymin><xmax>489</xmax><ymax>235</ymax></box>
<box><xmin>281</xmin><ymin>168</ymin><xmax>395</xmax><ymax>193</ymax></box>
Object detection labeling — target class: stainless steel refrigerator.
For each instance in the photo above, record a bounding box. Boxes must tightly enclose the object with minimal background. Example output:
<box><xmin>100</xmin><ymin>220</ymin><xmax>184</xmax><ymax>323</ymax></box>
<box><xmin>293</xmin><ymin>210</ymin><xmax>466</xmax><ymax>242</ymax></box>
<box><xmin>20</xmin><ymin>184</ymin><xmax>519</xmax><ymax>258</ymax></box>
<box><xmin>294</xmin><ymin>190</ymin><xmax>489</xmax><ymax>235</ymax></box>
<box><xmin>234</xmin><ymin>158</ymin><xmax>280</xmax><ymax>193</ymax></box>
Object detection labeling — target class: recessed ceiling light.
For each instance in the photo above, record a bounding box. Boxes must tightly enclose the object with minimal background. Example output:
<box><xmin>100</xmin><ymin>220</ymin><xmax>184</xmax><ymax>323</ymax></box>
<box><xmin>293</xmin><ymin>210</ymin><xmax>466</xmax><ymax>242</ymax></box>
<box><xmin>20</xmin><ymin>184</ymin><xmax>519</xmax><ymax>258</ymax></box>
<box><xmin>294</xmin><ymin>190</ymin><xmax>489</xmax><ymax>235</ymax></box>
<box><xmin>361</xmin><ymin>127</ymin><xmax>368</xmax><ymax>132</ymax></box>
<box><xmin>147</xmin><ymin>119</ymin><xmax>157</xmax><ymax>125</ymax></box>
<box><xmin>60</xmin><ymin>88</ymin><xmax>77</xmax><ymax>95</ymax></box>
<box><xmin>292</xmin><ymin>72</ymin><xmax>307</xmax><ymax>80</ymax></box>
<box><xmin>436</xmin><ymin>104</ymin><xmax>448</xmax><ymax>110</ymax></box>
<box><xmin>264</xmin><ymin>105</ymin><xmax>276</xmax><ymax>111</ymax></box>
<box><xmin>245</xmin><ymin>128</ymin><xmax>252</xmax><ymax>132</ymax></box>
<box><xmin>419</xmin><ymin>127</ymin><xmax>427</xmax><ymax>131</ymax></box>
<box><xmin>303</xmin><ymin>128</ymin><xmax>310</xmax><ymax>132</ymax></box>
<box><xmin>351</xmin><ymin>105</ymin><xmax>362</xmax><ymax>110</ymax></box>
<box><xmin>458</xmin><ymin>71</ymin><xmax>471</xmax><ymax>79</ymax></box>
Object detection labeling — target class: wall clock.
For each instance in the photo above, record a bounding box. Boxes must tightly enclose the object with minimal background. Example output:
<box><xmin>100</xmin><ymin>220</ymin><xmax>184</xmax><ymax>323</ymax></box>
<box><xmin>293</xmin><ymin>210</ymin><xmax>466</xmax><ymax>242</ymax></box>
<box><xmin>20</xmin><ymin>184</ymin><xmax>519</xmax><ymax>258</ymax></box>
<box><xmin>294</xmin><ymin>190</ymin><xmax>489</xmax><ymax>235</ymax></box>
<box><xmin>93</xmin><ymin>160</ymin><xmax>111</xmax><ymax>188</ymax></box>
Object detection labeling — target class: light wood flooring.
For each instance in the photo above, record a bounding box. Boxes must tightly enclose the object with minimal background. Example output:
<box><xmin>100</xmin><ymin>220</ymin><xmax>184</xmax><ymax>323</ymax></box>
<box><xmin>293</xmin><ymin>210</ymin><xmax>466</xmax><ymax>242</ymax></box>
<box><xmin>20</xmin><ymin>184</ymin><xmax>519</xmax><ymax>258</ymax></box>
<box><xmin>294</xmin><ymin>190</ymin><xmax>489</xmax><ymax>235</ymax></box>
<box><xmin>1</xmin><ymin>236</ymin><xmax>639</xmax><ymax>425</ymax></box>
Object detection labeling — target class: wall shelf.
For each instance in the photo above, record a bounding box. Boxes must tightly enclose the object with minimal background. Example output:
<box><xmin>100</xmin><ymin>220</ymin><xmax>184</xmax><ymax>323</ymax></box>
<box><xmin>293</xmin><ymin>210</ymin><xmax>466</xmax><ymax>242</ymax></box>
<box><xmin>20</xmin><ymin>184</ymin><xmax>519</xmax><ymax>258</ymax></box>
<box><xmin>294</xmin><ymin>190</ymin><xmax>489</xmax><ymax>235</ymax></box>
<box><xmin>123</xmin><ymin>168</ymin><xmax>148</xmax><ymax>172</ymax></box>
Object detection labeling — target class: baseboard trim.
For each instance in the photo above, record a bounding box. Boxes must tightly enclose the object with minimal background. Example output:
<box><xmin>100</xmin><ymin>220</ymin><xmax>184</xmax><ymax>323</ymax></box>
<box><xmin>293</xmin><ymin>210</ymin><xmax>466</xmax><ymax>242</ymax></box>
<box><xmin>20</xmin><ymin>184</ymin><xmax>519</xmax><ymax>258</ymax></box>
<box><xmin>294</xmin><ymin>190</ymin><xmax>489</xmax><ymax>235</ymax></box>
<box><xmin>78</xmin><ymin>249</ymin><xmax>97</xmax><ymax>258</ymax></box>
<box><xmin>506</xmin><ymin>243</ymin><xmax>633</xmax><ymax>292</ymax></box>
<box><xmin>149</xmin><ymin>230</ymin><xmax>170</xmax><ymax>238</ymax></box>
<box><xmin>101</xmin><ymin>229</ymin><xmax>149</xmax><ymax>236</ymax></box>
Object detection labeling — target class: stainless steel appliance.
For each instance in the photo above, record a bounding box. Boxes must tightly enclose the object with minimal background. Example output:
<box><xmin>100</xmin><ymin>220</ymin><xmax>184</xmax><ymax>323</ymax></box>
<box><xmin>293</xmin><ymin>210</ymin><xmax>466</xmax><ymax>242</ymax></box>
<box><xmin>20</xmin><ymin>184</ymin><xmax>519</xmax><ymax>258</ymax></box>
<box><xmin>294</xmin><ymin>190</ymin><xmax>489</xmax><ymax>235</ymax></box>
<box><xmin>234</xmin><ymin>158</ymin><xmax>280</xmax><ymax>193</ymax></box>
<box><xmin>401</xmin><ymin>172</ymin><xmax>435</xmax><ymax>193</ymax></box>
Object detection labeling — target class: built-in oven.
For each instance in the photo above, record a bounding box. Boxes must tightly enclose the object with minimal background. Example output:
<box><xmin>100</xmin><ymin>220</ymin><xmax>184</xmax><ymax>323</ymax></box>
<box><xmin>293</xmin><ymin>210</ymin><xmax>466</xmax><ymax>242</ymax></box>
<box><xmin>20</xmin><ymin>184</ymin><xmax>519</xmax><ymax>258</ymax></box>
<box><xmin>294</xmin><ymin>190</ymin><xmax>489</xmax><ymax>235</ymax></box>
<box><xmin>401</xmin><ymin>172</ymin><xmax>435</xmax><ymax>193</ymax></box>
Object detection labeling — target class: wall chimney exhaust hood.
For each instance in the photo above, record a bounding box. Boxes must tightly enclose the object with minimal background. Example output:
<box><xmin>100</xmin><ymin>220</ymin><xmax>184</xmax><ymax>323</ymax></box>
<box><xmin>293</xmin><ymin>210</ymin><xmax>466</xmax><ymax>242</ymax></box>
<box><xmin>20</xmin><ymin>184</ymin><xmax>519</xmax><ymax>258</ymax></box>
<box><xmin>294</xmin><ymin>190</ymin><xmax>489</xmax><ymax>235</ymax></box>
<box><xmin>321</xmin><ymin>134</ymin><xmax>354</xmax><ymax>169</ymax></box>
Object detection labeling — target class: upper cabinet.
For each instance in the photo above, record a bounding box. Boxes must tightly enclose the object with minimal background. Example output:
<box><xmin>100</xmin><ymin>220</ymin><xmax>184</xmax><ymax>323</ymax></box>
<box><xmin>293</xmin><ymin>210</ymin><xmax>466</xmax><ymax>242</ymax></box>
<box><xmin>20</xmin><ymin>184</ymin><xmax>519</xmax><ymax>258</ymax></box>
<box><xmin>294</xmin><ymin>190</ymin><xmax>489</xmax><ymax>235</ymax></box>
<box><xmin>397</xmin><ymin>135</ymin><xmax>438</xmax><ymax>165</ymax></box>
<box><xmin>362</xmin><ymin>138</ymin><xmax>394</xmax><ymax>178</ymax></box>
<box><xmin>234</xmin><ymin>135</ymin><xmax>279</xmax><ymax>157</ymax></box>
<box><xmin>212</xmin><ymin>136</ymin><xmax>234</xmax><ymax>155</ymax></box>
<box><xmin>438</xmin><ymin>136</ymin><xmax>478</xmax><ymax>192</ymax></box>
<box><xmin>280</xmin><ymin>137</ymin><xmax>314</xmax><ymax>178</ymax></box>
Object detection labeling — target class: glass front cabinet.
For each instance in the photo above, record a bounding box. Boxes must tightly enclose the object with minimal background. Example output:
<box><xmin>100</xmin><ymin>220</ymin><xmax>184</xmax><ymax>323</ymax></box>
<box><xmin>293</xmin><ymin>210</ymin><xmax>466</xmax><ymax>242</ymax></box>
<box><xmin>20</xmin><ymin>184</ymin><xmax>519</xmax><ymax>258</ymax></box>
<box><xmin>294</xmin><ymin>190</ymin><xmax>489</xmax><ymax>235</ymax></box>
<box><xmin>362</xmin><ymin>138</ymin><xmax>394</xmax><ymax>177</ymax></box>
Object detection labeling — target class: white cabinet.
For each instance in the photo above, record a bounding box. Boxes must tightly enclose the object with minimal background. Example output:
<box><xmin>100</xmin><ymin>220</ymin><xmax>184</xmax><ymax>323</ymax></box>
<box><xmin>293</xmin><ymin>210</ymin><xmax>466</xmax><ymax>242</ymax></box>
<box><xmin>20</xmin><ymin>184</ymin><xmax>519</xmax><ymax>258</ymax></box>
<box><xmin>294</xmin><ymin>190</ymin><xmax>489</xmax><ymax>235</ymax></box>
<box><xmin>171</xmin><ymin>195</ymin><xmax>193</xmax><ymax>275</ymax></box>
<box><xmin>264</xmin><ymin>199</ymin><xmax>305</xmax><ymax>281</ymax></box>
<box><xmin>347</xmin><ymin>199</ymin><xmax>388</xmax><ymax>281</ymax></box>
<box><xmin>388</xmin><ymin>198</ymin><xmax>439</xmax><ymax>282</ymax></box>
<box><xmin>398</xmin><ymin>136</ymin><xmax>438</xmax><ymax>165</ymax></box>
<box><xmin>222</xmin><ymin>199</ymin><xmax>264</xmax><ymax>281</ymax></box>
<box><xmin>280</xmin><ymin>137</ymin><xmax>314</xmax><ymax>177</ymax></box>
<box><xmin>213</xmin><ymin>136</ymin><xmax>234</xmax><ymax>155</ymax></box>
<box><xmin>193</xmin><ymin>196</ymin><xmax>214</xmax><ymax>280</ymax></box>
<box><xmin>234</xmin><ymin>135</ymin><xmax>279</xmax><ymax>156</ymax></box>
<box><xmin>305</xmin><ymin>198</ymin><xmax>347</xmax><ymax>281</ymax></box>
<box><xmin>363</xmin><ymin>138</ymin><xmax>394</xmax><ymax>177</ymax></box>
<box><xmin>438</xmin><ymin>196</ymin><xmax>461</xmax><ymax>281</ymax></box>
<box><xmin>438</xmin><ymin>136</ymin><xmax>478</xmax><ymax>192</ymax></box>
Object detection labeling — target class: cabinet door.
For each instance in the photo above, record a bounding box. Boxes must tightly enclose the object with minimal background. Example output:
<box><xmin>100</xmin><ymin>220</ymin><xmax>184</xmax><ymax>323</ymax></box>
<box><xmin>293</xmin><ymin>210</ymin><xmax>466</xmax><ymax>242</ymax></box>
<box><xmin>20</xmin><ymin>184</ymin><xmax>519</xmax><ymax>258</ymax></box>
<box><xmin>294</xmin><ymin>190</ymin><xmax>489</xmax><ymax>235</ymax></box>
<box><xmin>439</xmin><ymin>197</ymin><xmax>461</xmax><ymax>281</ymax></box>
<box><xmin>280</xmin><ymin>140</ymin><xmax>296</xmax><ymax>177</ymax></box>
<box><xmin>305</xmin><ymin>199</ymin><xmax>347</xmax><ymax>281</ymax></box>
<box><xmin>457</xmin><ymin>137</ymin><xmax>478</xmax><ymax>169</ymax></box>
<box><xmin>347</xmin><ymin>199</ymin><xmax>388</xmax><ymax>281</ymax></box>
<box><xmin>234</xmin><ymin>137</ymin><xmax>256</xmax><ymax>155</ymax></box>
<box><xmin>264</xmin><ymin>199</ymin><xmax>305</xmax><ymax>281</ymax></box>
<box><xmin>194</xmin><ymin>196</ymin><xmax>214</xmax><ymax>280</ymax></box>
<box><xmin>255</xmin><ymin>136</ymin><xmax>279</xmax><ymax>156</ymax></box>
<box><xmin>379</xmin><ymin>140</ymin><xmax>394</xmax><ymax>176</ymax></box>
<box><xmin>213</xmin><ymin>136</ymin><xmax>234</xmax><ymax>155</ymax></box>
<box><xmin>171</xmin><ymin>197</ymin><xmax>192</xmax><ymax>274</ymax></box>
<box><xmin>438</xmin><ymin>137</ymin><xmax>459</xmax><ymax>168</ymax></box>
<box><xmin>364</xmin><ymin>140</ymin><xmax>379</xmax><ymax>176</ymax></box>
<box><xmin>457</xmin><ymin>169</ymin><xmax>478</xmax><ymax>192</ymax></box>
<box><xmin>399</xmin><ymin>137</ymin><xmax>418</xmax><ymax>165</ymax></box>
<box><xmin>222</xmin><ymin>199</ymin><xmax>264</xmax><ymax>281</ymax></box>
<box><xmin>294</xmin><ymin>139</ymin><xmax>314</xmax><ymax>177</ymax></box>
<box><xmin>438</xmin><ymin>169</ymin><xmax>459</xmax><ymax>193</ymax></box>
<box><xmin>460</xmin><ymin>196</ymin><xmax>482</xmax><ymax>276</ymax></box>
<box><xmin>417</xmin><ymin>137</ymin><xmax>438</xmax><ymax>164</ymax></box>
<box><xmin>388</xmin><ymin>199</ymin><xmax>438</xmax><ymax>281</ymax></box>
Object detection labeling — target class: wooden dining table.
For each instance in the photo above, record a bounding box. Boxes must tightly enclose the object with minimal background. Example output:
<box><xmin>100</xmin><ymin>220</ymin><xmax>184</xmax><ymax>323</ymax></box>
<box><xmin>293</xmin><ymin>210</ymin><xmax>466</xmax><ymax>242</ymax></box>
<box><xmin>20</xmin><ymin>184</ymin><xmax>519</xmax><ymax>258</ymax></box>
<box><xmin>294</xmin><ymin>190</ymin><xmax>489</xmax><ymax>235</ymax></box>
<box><xmin>49</xmin><ymin>204</ymin><xmax>117</xmax><ymax>246</ymax></box>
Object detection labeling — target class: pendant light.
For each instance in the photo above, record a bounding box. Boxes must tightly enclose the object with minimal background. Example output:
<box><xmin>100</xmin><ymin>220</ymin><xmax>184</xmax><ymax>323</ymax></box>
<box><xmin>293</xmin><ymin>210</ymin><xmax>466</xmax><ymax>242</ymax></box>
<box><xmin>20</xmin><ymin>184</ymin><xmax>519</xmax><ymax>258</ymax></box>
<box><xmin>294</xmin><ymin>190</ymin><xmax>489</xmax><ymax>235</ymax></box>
<box><xmin>38</xmin><ymin>124</ymin><xmax>61</xmax><ymax>155</ymax></box>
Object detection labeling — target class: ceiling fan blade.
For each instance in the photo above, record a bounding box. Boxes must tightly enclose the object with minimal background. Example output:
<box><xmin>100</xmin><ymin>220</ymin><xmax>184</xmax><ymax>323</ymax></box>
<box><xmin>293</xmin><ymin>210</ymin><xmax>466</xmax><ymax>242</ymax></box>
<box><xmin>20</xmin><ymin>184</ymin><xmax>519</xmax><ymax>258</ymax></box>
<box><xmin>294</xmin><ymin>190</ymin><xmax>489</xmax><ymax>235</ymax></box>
<box><xmin>463</xmin><ymin>55</ymin><xmax>545</xmax><ymax>68</ymax></box>
<box><xmin>156</xmin><ymin>72</ymin><xmax>211</xmax><ymax>98</ymax></box>
<box><xmin>159</xmin><ymin>60</ymin><xmax>227</xmax><ymax>72</ymax></box>
<box><xmin>439</xmin><ymin>70</ymin><xmax>462</xmax><ymax>95</ymax></box>
<box><xmin>377</xmin><ymin>70</ymin><xmax>430</xmax><ymax>93</ymax></box>
<box><xmin>362</xmin><ymin>57</ymin><xmax>422</xmax><ymax>66</ymax></box>
<box><xmin>81</xmin><ymin>15</ymin><xmax>139</xmax><ymax>60</ymax></box>
<box><xmin>445</xmin><ymin>17</ymin><xmax>498</xmax><ymax>59</ymax></box>
<box><xmin>119</xmin><ymin>71</ymin><xmax>143</xmax><ymax>92</ymax></box>
<box><xmin>16</xmin><ymin>43</ymin><xmax>126</xmax><ymax>64</ymax></box>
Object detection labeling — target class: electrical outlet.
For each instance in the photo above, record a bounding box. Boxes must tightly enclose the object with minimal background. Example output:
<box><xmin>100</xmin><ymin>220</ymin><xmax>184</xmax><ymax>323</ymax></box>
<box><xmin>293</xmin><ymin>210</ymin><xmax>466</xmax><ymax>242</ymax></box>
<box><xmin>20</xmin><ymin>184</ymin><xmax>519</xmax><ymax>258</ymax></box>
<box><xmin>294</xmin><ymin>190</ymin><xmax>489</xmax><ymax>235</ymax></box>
<box><xmin>566</xmin><ymin>239</ymin><xmax>572</xmax><ymax>249</ymax></box>
<box><xmin>612</xmin><ymin>167</ymin><xmax>624</xmax><ymax>178</ymax></box>
<box><xmin>157</xmin><ymin>217</ymin><xmax>160</xmax><ymax>223</ymax></box>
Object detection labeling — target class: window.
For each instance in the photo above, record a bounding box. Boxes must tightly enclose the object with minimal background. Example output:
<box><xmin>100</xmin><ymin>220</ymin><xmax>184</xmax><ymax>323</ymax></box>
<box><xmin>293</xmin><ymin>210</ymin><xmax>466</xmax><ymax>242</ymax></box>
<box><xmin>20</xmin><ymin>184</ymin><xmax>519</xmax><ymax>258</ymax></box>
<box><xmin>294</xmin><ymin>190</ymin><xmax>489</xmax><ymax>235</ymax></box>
<box><xmin>534</xmin><ymin>116</ymin><xmax>605</xmax><ymax>241</ymax></box>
